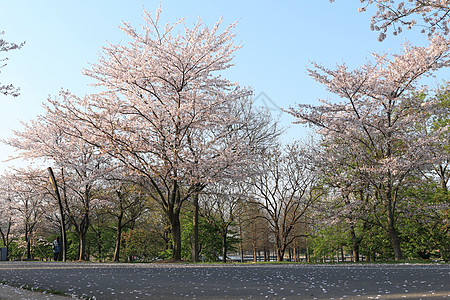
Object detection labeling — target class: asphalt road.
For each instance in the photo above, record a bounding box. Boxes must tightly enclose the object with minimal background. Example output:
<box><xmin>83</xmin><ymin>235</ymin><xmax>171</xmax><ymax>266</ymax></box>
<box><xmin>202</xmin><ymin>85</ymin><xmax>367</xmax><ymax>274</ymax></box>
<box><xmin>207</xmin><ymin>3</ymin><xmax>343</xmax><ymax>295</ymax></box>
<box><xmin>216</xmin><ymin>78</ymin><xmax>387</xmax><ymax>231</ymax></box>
<box><xmin>0</xmin><ymin>262</ymin><xmax>448</xmax><ymax>299</ymax></box>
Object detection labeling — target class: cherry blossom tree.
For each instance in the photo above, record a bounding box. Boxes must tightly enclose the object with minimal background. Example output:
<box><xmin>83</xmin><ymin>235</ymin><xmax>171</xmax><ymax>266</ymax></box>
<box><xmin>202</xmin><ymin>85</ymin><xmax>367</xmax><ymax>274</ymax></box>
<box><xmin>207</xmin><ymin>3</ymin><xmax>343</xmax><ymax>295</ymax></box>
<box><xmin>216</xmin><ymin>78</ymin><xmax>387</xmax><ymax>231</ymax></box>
<box><xmin>287</xmin><ymin>35</ymin><xmax>450</xmax><ymax>260</ymax></box>
<box><xmin>0</xmin><ymin>180</ymin><xmax>16</xmax><ymax>256</ymax></box>
<box><xmin>0</xmin><ymin>169</ymin><xmax>49</xmax><ymax>260</ymax></box>
<box><xmin>5</xmin><ymin>108</ymin><xmax>116</xmax><ymax>261</ymax></box>
<box><xmin>331</xmin><ymin>0</ymin><xmax>450</xmax><ymax>41</ymax></box>
<box><xmin>48</xmin><ymin>8</ymin><xmax>278</xmax><ymax>260</ymax></box>
<box><xmin>0</xmin><ymin>31</ymin><xmax>24</xmax><ymax>97</ymax></box>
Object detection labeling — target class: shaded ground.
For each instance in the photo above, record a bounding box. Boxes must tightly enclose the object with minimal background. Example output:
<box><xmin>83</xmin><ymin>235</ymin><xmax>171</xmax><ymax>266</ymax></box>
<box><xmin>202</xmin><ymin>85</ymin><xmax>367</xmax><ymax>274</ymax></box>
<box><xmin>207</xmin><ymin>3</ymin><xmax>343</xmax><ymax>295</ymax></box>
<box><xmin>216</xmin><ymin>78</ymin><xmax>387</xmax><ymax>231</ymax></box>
<box><xmin>0</xmin><ymin>261</ymin><xmax>448</xmax><ymax>299</ymax></box>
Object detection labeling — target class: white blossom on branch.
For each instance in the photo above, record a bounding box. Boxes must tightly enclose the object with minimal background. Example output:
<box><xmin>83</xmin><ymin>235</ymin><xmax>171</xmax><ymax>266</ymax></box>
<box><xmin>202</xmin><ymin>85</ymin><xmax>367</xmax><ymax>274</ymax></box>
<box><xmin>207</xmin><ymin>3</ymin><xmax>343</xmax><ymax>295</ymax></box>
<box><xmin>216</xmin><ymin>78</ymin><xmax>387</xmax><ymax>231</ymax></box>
<box><xmin>331</xmin><ymin>0</ymin><xmax>450</xmax><ymax>41</ymax></box>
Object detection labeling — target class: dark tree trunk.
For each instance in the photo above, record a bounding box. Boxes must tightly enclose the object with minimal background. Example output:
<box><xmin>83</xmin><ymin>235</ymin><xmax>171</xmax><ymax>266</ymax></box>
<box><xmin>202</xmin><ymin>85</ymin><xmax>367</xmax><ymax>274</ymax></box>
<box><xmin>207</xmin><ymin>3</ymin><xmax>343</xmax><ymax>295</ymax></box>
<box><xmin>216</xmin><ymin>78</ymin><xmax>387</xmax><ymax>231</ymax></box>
<box><xmin>238</xmin><ymin>221</ymin><xmax>244</xmax><ymax>263</ymax></box>
<box><xmin>48</xmin><ymin>167</ymin><xmax>67</xmax><ymax>262</ymax></box>
<box><xmin>0</xmin><ymin>228</ymin><xmax>5</xmax><ymax>248</ymax></box>
<box><xmin>276</xmin><ymin>246</ymin><xmax>285</xmax><ymax>262</ymax></box>
<box><xmin>79</xmin><ymin>233</ymin><xmax>86</xmax><ymax>261</ymax></box>
<box><xmin>0</xmin><ymin>221</ymin><xmax>11</xmax><ymax>260</ymax></box>
<box><xmin>78</xmin><ymin>214</ymin><xmax>90</xmax><ymax>261</ymax></box>
<box><xmin>25</xmin><ymin>227</ymin><xmax>31</xmax><ymax>260</ymax></box>
<box><xmin>306</xmin><ymin>238</ymin><xmax>310</xmax><ymax>263</ymax></box>
<box><xmin>221</xmin><ymin>233</ymin><xmax>227</xmax><ymax>263</ymax></box>
<box><xmin>349</xmin><ymin>224</ymin><xmax>360</xmax><ymax>262</ymax></box>
<box><xmin>352</xmin><ymin>243</ymin><xmax>360</xmax><ymax>262</ymax></box>
<box><xmin>113</xmin><ymin>211</ymin><xmax>123</xmax><ymax>262</ymax></box>
<box><xmin>192</xmin><ymin>193</ymin><xmax>199</xmax><ymax>262</ymax></box>
<box><xmin>239</xmin><ymin>243</ymin><xmax>244</xmax><ymax>263</ymax></box>
<box><xmin>169</xmin><ymin>210</ymin><xmax>182</xmax><ymax>261</ymax></box>
<box><xmin>387</xmin><ymin>199</ymin><xmax>403</xmax><ymax>261</ymax></box>
<box><xmin>97</xmin><ymin>227</ymin><xmax>102</xmax><ymax>261</ymax></box>
<box><xmin>388</xmin><ymin>219</ymin><xmax>403</xmax><ymax>261</ymax></box>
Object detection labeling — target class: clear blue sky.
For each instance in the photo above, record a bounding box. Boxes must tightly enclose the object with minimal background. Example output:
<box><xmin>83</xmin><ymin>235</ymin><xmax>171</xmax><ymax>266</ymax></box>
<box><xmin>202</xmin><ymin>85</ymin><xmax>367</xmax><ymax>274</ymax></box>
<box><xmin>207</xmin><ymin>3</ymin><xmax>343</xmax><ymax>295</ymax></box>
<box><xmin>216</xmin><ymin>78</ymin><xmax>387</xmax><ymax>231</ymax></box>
<box><xmin>0</xmin><ymin>1</ymin><xmax>436</xmax><ymax>171</ymax></box>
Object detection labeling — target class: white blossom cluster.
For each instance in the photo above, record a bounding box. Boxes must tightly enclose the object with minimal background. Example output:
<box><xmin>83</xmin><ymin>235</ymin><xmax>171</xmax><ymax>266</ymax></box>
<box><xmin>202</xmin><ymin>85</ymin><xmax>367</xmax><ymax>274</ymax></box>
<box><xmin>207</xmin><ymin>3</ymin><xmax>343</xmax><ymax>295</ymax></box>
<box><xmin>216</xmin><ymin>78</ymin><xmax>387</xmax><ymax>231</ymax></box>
<box><xmin>331</xmin><ymin>0</ymin><xmax>450</xmax><ymax>41</ymax></box>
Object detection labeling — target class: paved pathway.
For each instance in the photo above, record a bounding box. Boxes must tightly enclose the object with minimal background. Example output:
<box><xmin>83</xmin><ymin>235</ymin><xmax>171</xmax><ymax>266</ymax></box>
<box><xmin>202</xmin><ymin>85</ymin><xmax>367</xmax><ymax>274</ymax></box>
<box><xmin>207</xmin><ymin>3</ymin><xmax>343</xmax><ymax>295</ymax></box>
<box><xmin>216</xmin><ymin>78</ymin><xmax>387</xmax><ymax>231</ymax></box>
<box><xmin>0</xmin><ymin>262</ymin><xmax>448</xmax><ymax>299</ymax></box>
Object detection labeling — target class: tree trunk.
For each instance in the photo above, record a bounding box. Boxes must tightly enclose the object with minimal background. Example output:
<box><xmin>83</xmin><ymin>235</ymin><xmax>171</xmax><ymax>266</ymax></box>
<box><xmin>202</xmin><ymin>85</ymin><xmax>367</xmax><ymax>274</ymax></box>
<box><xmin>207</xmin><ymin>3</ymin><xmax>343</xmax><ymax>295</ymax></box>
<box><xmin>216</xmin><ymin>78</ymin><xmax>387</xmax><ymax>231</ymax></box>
<box><xmin>0</xmin><ymin>226</ymin><xmax>7</xmax><ymax>249</ymax></box>
<box><xmin>306</xmin><ymin>238</ymin><xmax>310</xmax><ymax>263</ymax></box>
<box><xmin>79</xmin><ymin>231</ymin><xmax>87</xmax><ymax>261</ymax></box>
<box><xmin>276</xmin><ymin>246</ymin><xmax>285</xmax><ymax>262</ymax></box>
<box><xmin>238</xmin><ymin>219</ymin><xmax>244</xmax><ymax>263</ymax></box>
<box><xmin>239</xmin><ymin>243</ymin><xmax>244</xmax><ymax>263</ymax></box>
<box><xmin>0</xmin><ymin>229</ymin><xmax>5</xmax><ymax>248</ymax></box>
<box><xmin>349</xmin><ymin>225</ymin><xmax>360</xmax><ymax>262</ymax></box>
<box><xmin>438</xmin><ymin>164</ymin><xmax>449</xmax><ymax>192</ymax></box>
<box><xmin>388</xmin><ymin>220</ymin><xmax>403</xmax><ymax>261</ymax></box>
<box><xmin>387</xmin><ymin>200</ymin><xmax>403</xmax><ymax>261</ymax></box>
<box><xmin>352</xmin><ymin>243</ymin><xmax>360</xmax><ymax>262</ymax></box>
<box><xmin>113</xmin><ymin>211</ymin><xmax>123</xmax><ymax>262</ymax></box>
<box><xmin>0</xmin><ymin>221</ymin><xmax>11</xmax><ymax>260</ymax></box>
<box><xmin>97</xmin><ymin>227</ymin><xmax>102</xmax><ymax>262</ymax></box>
<box><xmin>169</xmin><ymin>210</ymin><xmax>182</xmax><ymax>261</ymax></box>
<box><xmin>221</xmin><ymin>233</ymin><xmax>227</xmax><ymax>263</ymax></box>
<box><xmin>25</xmin><ymin>227</ymin><xmax>31</xmax><ymax>260</ymax></box>
<box><xmin>192</xmin><ymin>193</ymin><xmax>199</xmax><ymax>262</ymax></box>
<box><xmin>253</xmin><ymin>247</ymin><xmax>257</xmax><ymax>263</ymax></box>
<box><xmin>78</xmin><ymin>214</ymin><xmax>90</xmax><ymax>261</ymax></box>
<box><xmin>48</xmin><ymin>167</ymin><xmax>67</xmax><ymax>262</ymax></box>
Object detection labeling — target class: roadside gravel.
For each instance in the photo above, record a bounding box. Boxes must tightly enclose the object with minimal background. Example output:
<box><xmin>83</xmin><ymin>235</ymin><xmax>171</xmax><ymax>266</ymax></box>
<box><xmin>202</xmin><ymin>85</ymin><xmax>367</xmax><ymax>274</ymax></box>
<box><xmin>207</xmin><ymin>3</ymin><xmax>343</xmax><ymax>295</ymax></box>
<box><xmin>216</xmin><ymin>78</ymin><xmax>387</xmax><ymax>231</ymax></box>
<box><xmin>0</xmin><ymin>283</ymin><xmax>71</xmax><ymax>299</ymax></box>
